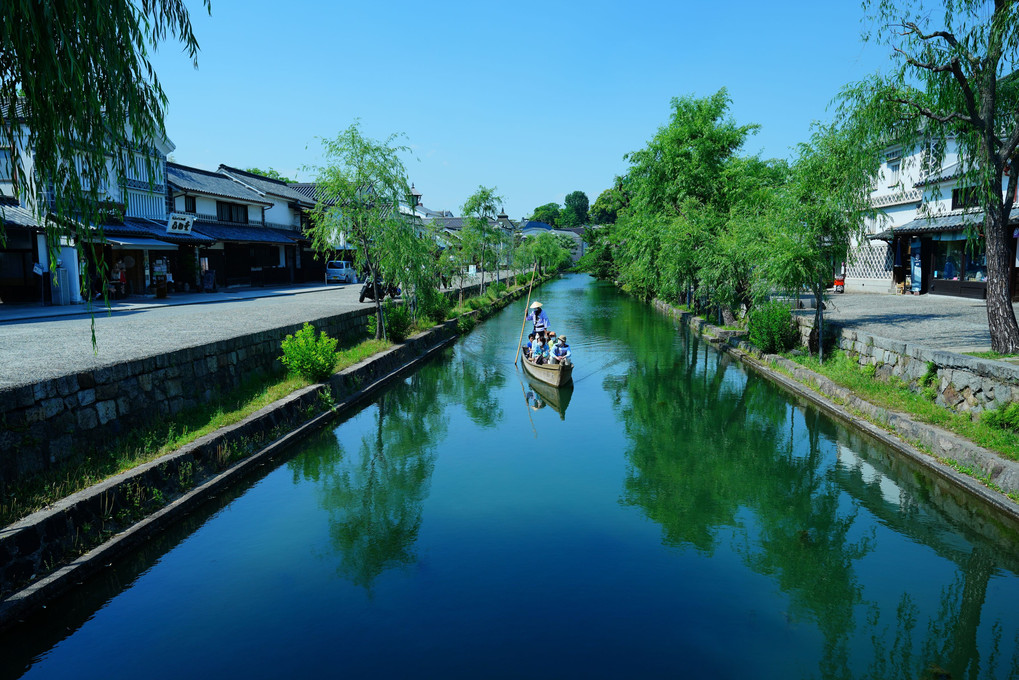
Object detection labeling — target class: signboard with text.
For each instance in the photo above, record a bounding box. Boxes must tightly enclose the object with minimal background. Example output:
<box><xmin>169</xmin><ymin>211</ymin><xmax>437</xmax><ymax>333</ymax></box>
<box><xmin>167</xmin><ymin>213</ymin><xmax>194</xmax><ymax>235</ymax></box>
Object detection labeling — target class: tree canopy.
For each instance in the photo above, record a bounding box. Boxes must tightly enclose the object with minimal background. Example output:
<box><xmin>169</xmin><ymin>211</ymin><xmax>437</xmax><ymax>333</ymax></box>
<box><xmin>561</xmin><ymin>190</ymin><xmax>589</xmax><ymax>227</ymax></box>
<box><xmin>530</xmin><ymin>202</ymin><xmax>560</xmax><ymax>226</ymax></box>
<box><xmin>307</xmin><ymin>122</ymin><xmax>420</xmax><ymax>339</ymax></box>
<box><xmin>590</xmin><ymin>185</ymin><xmax>627</xmax><ymax>224</ymax></box>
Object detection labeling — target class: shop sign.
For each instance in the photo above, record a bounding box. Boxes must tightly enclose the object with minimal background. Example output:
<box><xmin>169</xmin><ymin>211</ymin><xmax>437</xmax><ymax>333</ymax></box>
<box><xmin>167</xmin><ymin>213</ymin><xmax>194</xmax><ymax>235</ymax></box>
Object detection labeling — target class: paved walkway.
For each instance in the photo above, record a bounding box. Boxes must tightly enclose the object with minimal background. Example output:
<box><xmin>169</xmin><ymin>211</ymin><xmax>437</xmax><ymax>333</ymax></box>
<box><xmin>0</xmin><ymin>272</ymin><xmax>510</xmax><ymax>390</ymax></box>
<box><xmin>798</xmin><ymin>291</ymin><xmax>1019</xmax><ymax>356</ymax></box>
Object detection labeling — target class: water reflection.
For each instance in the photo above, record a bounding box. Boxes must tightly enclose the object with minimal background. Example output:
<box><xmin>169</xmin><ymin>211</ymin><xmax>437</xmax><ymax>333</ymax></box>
<box><xmin>289</xmin><ymin>369</ymin><xmax>448</xmax><ymax>589</ymax></box>
<box><xmin>602</xmin><ymin>299</ymin><xmax>1019</xmax><ymax>678</ymax></box>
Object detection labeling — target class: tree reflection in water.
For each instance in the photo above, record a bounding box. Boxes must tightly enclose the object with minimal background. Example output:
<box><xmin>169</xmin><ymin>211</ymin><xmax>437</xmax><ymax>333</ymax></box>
<box><xmin>598</xmin><ymin>304</ymin><xmax>1019</xmax><ymax>679</ymax></box>
<box><xmin>288</xmin><ymin>348</ymin><xmax>508</xmax><ymax>591</ymax></box>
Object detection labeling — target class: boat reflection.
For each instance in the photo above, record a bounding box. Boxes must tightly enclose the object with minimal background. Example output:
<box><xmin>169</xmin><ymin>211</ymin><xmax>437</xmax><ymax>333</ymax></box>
<box><xmin>524</xmin><ymin>374</ymin><xmax>574</xmax><ymax>419</ymax></box>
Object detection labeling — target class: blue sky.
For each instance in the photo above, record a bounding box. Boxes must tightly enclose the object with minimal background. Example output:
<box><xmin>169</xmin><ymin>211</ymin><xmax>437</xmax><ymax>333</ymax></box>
<box><xmin>151</xmin><ymin>0</ymin><xmax>890</xmax><ymax>219</ymax></box>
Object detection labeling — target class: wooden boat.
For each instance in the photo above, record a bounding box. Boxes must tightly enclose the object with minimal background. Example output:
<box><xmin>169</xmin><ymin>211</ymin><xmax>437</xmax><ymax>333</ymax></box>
<box><xmin>525</xmin><ymin>374</ymin><xmax>574</xmax><ymax>419</ymax></box>
<box><xmin>521</xmin><ymin>356</ymin><xmax>573</xmax><ymax>388</ymax></box>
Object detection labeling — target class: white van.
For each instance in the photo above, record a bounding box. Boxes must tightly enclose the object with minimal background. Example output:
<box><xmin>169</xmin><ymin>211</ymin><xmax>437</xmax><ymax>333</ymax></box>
<box><xmin>325</xmin><ymin>260</ymin><xmax>356</xmax><ymax>284</ymax></box>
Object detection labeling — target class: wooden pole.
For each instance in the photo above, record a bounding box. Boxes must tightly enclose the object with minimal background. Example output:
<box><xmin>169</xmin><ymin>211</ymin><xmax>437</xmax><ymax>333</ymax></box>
<box><xmin>514</xmin><ymin>263</ymin><xmax>539</xmax><ymax>366</ymax></box>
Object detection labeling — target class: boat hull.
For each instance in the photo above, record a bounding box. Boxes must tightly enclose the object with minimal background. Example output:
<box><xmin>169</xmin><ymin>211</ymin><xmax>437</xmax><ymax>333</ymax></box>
<box><xmin>521</xmin><ymin>357</ymin><xmax>573</xmax><ymax>387</ymax></box>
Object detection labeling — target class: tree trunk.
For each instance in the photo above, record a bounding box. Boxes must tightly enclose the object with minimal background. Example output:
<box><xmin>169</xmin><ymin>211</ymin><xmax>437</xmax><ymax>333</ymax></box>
<box><xmin>984</xmin><ymin>207</ymin><xmax>1019</xmax><ymax>353</ymax></box>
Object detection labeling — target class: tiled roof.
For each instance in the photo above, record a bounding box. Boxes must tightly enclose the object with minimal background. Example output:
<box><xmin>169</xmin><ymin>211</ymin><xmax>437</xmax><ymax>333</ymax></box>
<box><xmin>167</xmin><ymin>163</ymin><xmax>272</xmax><ymax>206</ymax></box>
<box><xmin>289</xmin><ymin>183</ymin><xmax>327</xmax><ymax>204</ymax></box>
<box><xmin>218</xmin><ymin>166</ymin><xmax>314</xmax><ymax>206</ymax></box>
<box><xmin>192</xmin><ymin>221</ymin><xmax>298</xmax><ymax>244</ymax></box>
<box><xmin>868</xmin><ymin>208</ymin><xmax>1019</xmax><ymax>240</ymax></box>
<box><xmin>0</xmin><ymin>203</ymin><xmax>43</xmax><ymax>229</ymax></box>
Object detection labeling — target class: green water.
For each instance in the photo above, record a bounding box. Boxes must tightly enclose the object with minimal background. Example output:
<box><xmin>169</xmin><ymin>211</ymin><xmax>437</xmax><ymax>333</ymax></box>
<box><xmin>3</xmin><ymin>274</ymin><xmax>1019</xmax><ymax>679</ymax></box>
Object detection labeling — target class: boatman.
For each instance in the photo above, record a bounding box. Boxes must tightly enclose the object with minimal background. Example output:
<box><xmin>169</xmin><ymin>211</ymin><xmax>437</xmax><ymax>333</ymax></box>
<box><xmin>526</xmin><ymin>301</ymin><xmax>550</xmax><ymax>340</ymax></box>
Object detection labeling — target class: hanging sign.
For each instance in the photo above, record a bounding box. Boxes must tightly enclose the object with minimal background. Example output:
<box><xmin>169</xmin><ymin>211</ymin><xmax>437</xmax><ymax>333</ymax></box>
<box><xmin>167</xmin><ymin>213</ymin><xmax>194</xmax><ymax>235</ymax></box>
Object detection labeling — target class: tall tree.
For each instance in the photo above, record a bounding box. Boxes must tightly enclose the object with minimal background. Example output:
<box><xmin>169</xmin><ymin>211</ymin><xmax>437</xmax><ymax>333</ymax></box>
<box><xmin>762</xmin><ymin>123</ymin><xmax>880</xmax><ymax>361</ymax></box>
<box><xmin>530</xmin><ymin>202</ymin><xmax>560</xmax><ymax>227</ymax></box>
<box><xmin>461</xmin><ymin>186</ymin><xmax>503</xmax><ymax>294</ymax></box>
<box><xmin>307</xmin><ymin>122</ymin><xmax>415</xmax><ymax>339</ymax></box>
<box><xmin>1</xmin><ymin>0</ymin><xmax>209</xmax><ymax>253</ymax></box>
<box><xmin>590</xmin><ymin>185</ymin><xmax>627</xmax><ymax>224</ymax></box>
<box><xmin>844</xmin><ymin>0</ymin><xmax>1019</xmax><ymax>352</ymax></box>
<box><xmin>561</xmin><ymin>190</ymin><xmax>589</xmax><ymax>227</ymax></box>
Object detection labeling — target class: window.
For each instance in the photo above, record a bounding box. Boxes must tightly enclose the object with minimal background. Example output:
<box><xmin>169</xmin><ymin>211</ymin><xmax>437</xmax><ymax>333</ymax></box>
<box><xmin>885</xmin><ymin>148</ymin><xmax>902</xmax><ymax>186</ymax></box>
<box><xmin>932</xmin><ymin>238</ymin><xmax>986</xmax><ymax>281</ymax></box>
<box><xmin>0</xmin><ymin>148</ymin><xmax>11</xmax><ymax>181</ymax></box>
<box><xmin>184</xmin><ymin>195</ymin><xmax>196</xmax><ymax>213</ymax></box>
<box><xmin>951</xmin><ymin>186</ymin><xmax>980</xmax><ymax>210</ymax></box>
<box><xmin>216</xmin><ymin>200</ymin><xmax>248</xmax><ymax>223</ymax></box>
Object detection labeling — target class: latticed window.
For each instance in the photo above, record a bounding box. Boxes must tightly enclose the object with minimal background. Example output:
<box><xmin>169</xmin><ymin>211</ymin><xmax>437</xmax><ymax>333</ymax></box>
<box><xmin>846</xmin><ymin>241</ymin><xmax>893</xmax><ymax>279</ymax></box>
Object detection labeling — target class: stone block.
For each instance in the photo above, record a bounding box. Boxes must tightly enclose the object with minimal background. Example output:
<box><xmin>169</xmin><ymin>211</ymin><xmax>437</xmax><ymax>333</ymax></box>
<box><xmin>942</xmin><ymin>384</ymin><xmax>962</xmax><ymax>407</ymax></box>
<box><xmin>165</xmin><ymin>379</ymin><xmax>183</xmax><ymax>398</ymax></box>
<box><xmin>96</xmin><ymin>400</ymin><xmax>117</xmax><ymax>425</ymax></box>
<box><xmin>77</xmin><ymin>407</ymin><xmax>98</xmax><ymax>430</ymax></box>
<box><xmin>75</xmin><ymin>372</ymin><xmax>95</xmax><ymax>390</ymax></box>
<box><xmin>15</xmin><ymin>385</ymin><xmax>36</xmax><ymax>408</ymax></box>
<box><xmin>137</xmin><ymin>373</ymin><xmax>153</xmax><ymax>392</ymax></box>
<box><xmin>95</xmin><ymin>383</ymin><xmax>119</xmax><ymax>401</ymax></box>
<box><xmin>33</xmin><ymin>381</ymin><xmax>55</xmax><ymax>401</ymax></box>
<box><xmin>55</xmin><ymin>375</ymin><xmax>78</xmax><ymax>397</ymax></box>
<box><xmin>78</xmin><ymin>388</ymin><xmax>96</xmax><ymax>407</ymax></box>
<box><xmin>41</xmin><ymin>397</ymin><xmax>64</xmax><ymax>418</ymax></box>
<box><xmin>116</xmin><ymin>396</ymin><xmax>132</xmax><ymax>416</ymax></box>
<box><xmin>23</xmin><ymin>406</ymin><xmax>44</xmax><ymax>424</ymax></box>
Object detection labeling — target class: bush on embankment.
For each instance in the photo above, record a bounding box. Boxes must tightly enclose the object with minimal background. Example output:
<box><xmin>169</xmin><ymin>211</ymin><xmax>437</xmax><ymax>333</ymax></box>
<box><xmin>748</xmin><ymin>300</ymin><xmax>798</xmax><ymax>354</ymax></box>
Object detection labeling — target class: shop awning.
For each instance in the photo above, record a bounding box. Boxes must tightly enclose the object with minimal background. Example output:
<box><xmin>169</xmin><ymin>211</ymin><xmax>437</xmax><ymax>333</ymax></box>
<box><xmin>107</xmin><ymin>236</ymin><xmax>178</xmax><ymax>250</ymax></box>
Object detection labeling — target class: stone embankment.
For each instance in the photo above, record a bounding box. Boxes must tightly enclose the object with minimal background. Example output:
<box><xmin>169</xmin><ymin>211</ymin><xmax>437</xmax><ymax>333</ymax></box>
<box><xmin>0</xmin><ymin>309</ymin><xmax>373</xmax><ymax>488</ymax></box>
<box><xmin>652</xmin><ymin>299</ymin><xmax>1019</xmax><ymax>517</ymax></box>
<box><xmin>793</xmin><ymin>317</ymin><xmax>1019</xmax><ymax>417</ymax></box>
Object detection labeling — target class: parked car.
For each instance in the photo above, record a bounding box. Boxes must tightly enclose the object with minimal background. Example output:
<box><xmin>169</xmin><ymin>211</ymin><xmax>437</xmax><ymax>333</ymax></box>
<box><xmin>359</xmin><ymin>278</ymin><xmax>400</xmax><ymax>303</ymax></box>
<box><xmin>325</xmin><ymin>260</ymin><xmax>356</xmax><ymax>284</ymax></box>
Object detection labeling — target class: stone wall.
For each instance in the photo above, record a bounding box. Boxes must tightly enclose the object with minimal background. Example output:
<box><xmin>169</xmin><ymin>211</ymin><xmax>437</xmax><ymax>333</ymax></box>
<box><xmin>794</xmin><ymin>317</ymin><xmax>1019</xmax><ymax>417</ymax></box>
<box><xmin>0</xmin><ymin>309</ymin><xmax>373</xmax><ymax>489</ymax></box>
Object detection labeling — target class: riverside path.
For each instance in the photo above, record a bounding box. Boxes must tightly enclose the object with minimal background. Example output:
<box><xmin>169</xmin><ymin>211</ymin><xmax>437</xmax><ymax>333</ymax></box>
<box><xmin>0</xmin><ymin>283</ymin><xmax>367</xmax><ymax>390</ymax></box>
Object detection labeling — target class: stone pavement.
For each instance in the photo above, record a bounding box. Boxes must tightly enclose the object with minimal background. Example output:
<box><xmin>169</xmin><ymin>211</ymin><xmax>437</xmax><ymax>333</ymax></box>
<box><xmin>802</xmin><ymin>291</ymin><xmax>1019</xmax><ymax>357</ymax></box>
<box><xmin>0</xmin><ymin>272</ymin><xmax>507</xmax><ymax>390</ymax></box>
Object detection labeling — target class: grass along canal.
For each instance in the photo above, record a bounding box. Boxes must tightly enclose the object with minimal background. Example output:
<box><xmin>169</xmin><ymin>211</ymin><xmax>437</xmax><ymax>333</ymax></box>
<box><xmin>3</xmin><ymin>274</ymin><xmax>1019</xmax><ymax>679</ymax></box>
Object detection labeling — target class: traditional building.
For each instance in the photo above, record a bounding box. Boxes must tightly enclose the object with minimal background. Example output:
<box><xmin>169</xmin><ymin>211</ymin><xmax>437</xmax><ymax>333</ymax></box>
<box><xmin>848</xmin><ymin>139</ymin><xmax>1019</xmax><ymax>300</ymax></box>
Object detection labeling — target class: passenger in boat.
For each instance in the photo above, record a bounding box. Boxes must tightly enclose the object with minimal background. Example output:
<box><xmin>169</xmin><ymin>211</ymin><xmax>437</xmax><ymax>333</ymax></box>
<box><xmin>533</xmin><ymin>336</ymin><xmax>551</xmax><ymax>365</ymax></box>
<box><xmin>526</xmin><ymin>301</ymin><xmax>550</xmax><ymax>341</ymax></box>
<box><xmin>551</xmin><ymin>335</ymin><xmax>571</xmax><ymax>366</ymax></box>
<box><xmin>522</xmin><ymin>332</ymin><xmax>535</xmax><ymax>359</ymax></box>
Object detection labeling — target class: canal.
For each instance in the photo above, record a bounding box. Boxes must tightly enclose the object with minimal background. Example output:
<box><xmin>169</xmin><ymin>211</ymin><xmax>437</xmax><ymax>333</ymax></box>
<box><xmin>3</xmin><ymin>274</ymin><xmax>1019</xmax><ymax>679</ymax></box>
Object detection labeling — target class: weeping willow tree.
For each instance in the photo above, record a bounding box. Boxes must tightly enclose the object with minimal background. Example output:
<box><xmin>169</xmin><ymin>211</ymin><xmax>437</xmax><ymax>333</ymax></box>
<box><xmin>843</xmin><ymin>0</ymin><xmax>1019</xmax><ymax>352</ymax></box>
<box><xmin>1</xmin><ymin>0</ymin><xmax>209</xmax><ymax>280</ymax></box>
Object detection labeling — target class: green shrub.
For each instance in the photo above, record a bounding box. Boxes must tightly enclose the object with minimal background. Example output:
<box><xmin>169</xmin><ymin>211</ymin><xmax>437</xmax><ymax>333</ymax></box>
<box><xmin>419</xmin><ymin>288</ymin><xmax>453</xmax><ymax>323</ymax></box>
<box><xmin>981</xmin><ymin>402</ymin><xmax>1019</xmax><ymax>433</ymax></box>
<box><xmin>748</xmin><ymin>301</ymin><xmax>798</xmax><ymax>354</ymax></box>
<box><xmin>488</xmin><ymin>281</ymin><xmax>508</xmax><ymax>298</ymax></box>
<box><xmin>457</xmin><ymin>313</ymin><xmax>476</xmax><ymax>334</ymax></box>
<box><xmin>383</xmin><ymin>300</ymin><xmax>412</xmax><ymax>342</ymax></box>
<box><xmin>516</xmin><ymin>273</ymin><xmax>532</xmax><ymax>286</ymax></box>
<box><xmin>366</xmin><ymin>301</ymin><xmax>412</xmax><ymax>342</ymax></box>
<box><xmin>280</xmin><ymin>323</ymin><xmax>339</xmax><ymax>382</ymax></box>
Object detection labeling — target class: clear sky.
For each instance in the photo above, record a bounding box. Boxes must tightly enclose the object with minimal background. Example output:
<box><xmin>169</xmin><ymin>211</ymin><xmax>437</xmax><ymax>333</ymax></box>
<box><xmin>150</xmin><ymin>0</ymin><xmax>891</xmax><ymax>220</ymax></box>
